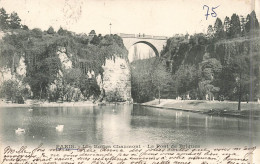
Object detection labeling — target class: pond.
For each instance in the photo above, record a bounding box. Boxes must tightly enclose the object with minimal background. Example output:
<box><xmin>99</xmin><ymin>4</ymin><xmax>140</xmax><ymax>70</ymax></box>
<box><xmin>0</xmin><ymin>104</ymin><xmax>259</xmax><ymax>148</ymax></box>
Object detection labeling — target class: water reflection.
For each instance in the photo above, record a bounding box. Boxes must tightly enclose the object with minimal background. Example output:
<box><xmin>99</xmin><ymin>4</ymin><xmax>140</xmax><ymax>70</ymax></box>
<box><xmin>0</xmin><ymin>104</ymin><xmax>259</xmax><ymax>148</ymax></box>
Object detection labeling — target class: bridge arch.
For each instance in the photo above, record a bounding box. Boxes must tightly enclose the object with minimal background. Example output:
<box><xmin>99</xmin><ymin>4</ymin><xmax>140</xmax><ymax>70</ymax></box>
<box><xmin>120</xmin><ymin>34</ymin><xmax>168</xmax><ymax>58</ymax></box>
<box><xmin>131</xmin><ymin>41</ymin><xmax>159</xmax><ymax>57</ymax></box>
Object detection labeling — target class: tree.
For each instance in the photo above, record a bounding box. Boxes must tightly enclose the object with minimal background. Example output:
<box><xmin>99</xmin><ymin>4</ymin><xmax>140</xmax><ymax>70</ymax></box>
<box><xmin>89</xmin><ymin>30</ymin><xmax>96</xmax><ymax>36</ymax></box>
<box><xmin>131</xmin><ymin>58</ymin><xmax>154</xmax><ymax>103</ymax></box>
<box><xmin>22</xmin><ymin>25</ymin><xmax>29</xmax><ymax>30</ymax></box>
<box><xmin>58</xmin><ymin>27</ymin><xmax>65</xmax><ymax>35</ymax></box>
<box><xmin>47</xmin><ymin>26</ymin><xmax>55</xmax><ymax>34</ymax></box>
<box><xmin>130</xmin><ymin>57</ymin><xmax>172</xmax><ymax>103</ymax></box>
<box><xmin>25</xmin><ymin>54</ymin><xmax>61</xmax><ymax>100</ymax></box>
<box><xmin>90</xmin><ymin>35</ymin><xmax>101</xmax><ymax>45</ymax></box>
<box><xmin>240</xmin><ymin>15</ymin><xmax>246</xmax><ymax>36</ymax></box>
<box><xmin>215</xmin><ymin>52</ymin><xmax>252</xmax><ymax>106</ymax></box>
<box><xmin>0</xmin><ymin>80</ymin><xmax>19</xmax><ymax>101</ymax></box>
<box><xmin>31</xmin><ymin>28</ymin><xmax>43</xmax><ymax>38</ymax></box>
<box><xmin>174</xmin><ymin>65</ymin><xmax>199</xmax><ymax>99</ymax></box>
<box><xmin>230</xmin><ymin>14</ymin><xmax>241</xmax><ymax>38</ymax></box>
<box><xmin>214</xmin><ymin>18</ymin><xmax>224</xmax><ymax>39</ymax></box>
<box><xmin>231</xmin><ymin>55</ymin><xmax>250</xmax><ymax>110</ymax></box>
<box><xmin>9</xmin><ymin>12</ymin><xmax>21</xmax><ymax>29</ymax></box>
<box><xmin>224</xmin><ymin>16</ymin><xmax>231</xmax><ymax>38</ymax></box>
<box><xmin>57</xmin><ymin>27</ymin><xmax>72</xmax><ymax>36</ymax></box>
<box><xmin>0</xmin><ymin>8</ymin><xmax>9</xmax><ymax>30</ymax></box>
<box><xmin>250</xmin><ymin>10</ymin><xmax>260</xmax><ymax>29</ymax></box>
<box><xmin>245</xmin><ymin>10</ymin><xmax>260</xmax><ymax>33</ymax></box>
<box><xmin>207</xmin><ymin>25</ymin><xmax>214</xmax><ymax>39</ymax></box>
<box><xmin>245</xmin><ymin>14</ymin><xmax>252</xmax><ymax>33</ymax></box>
<box><xmin>151</xmin><ymin>59</ymin><xmax>172</xmax><ymax>104</ymax></box>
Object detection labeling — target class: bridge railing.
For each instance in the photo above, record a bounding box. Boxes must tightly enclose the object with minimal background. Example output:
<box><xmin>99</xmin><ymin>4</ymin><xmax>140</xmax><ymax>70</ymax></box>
<box><xmin>118</xmin><ymin>33</ymin><xmax>168</xmax><ymax>40</ymax></box>
<box><xmin>136</xmin><ymin>34</ymin><xmax>153</xmax><ymax>39</ymax></box>
<box><xmin>118</xmin><ymin>33</ymin><xmax>136</xmax><ymax>38</ymax></box>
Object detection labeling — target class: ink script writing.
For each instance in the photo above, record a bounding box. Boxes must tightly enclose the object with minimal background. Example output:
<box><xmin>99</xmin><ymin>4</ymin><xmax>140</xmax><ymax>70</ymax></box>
<box><xmin>203</xmin><ymin>5</ymin><xmax>220</xmax><ymax>20</ymax></box>
<box><xmin>1</xmin><ymin>144</ymin><xmax>258</xmax><ymax>164</ymax></box>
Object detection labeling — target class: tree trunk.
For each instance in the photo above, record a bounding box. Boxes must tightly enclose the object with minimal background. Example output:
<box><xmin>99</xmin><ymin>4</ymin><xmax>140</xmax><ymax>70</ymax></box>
<box><xmin>40</xmin><ymin>83</ymin><xmax>42</xmax><ymax>101</ymax></box>
<box><xmin>238</xmin><ymin>72</ymin><xmax>242</xmax><ymax>111</ymax></box>
<box><xmin>158</xmin><ymin>86</ymin><xmax>161</xmax><ymax>104</ymax></box>
<box><xmin>238</xmin><ymin>94</ymin><xmax>241</xmax><ymax>111</ymax></box>
<box><xmin>62</xmin><ymin>80</ymin><xmax>64</xmax><ymax>102</ymax></box>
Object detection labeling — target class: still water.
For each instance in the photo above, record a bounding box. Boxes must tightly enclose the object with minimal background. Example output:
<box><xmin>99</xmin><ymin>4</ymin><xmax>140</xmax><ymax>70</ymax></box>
<box><xmin>0</xmin><ymin>104</ymin><xmax>259</xmax><ymax>148</ymax></box>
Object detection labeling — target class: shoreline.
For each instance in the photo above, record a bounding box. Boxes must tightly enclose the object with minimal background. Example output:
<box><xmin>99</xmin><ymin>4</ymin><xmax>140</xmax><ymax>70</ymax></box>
<box><xmin>140</xmin><ymin>99</ymin><xmax>260</xmax><ymax>119</ymax></box>
<box><xmin>0</xmin><ymin>101</ymin><xmax>97</xmax><ymax>108</ymax></box>
<box><xmin>1</xmin><ymin>99</ymin><xmax>260</xmax><ymax>120</ymax></box>
<box><xmin>0</xmin><ymin>100</ymin><xmax>133</xmax><ymax>108</ymax></box>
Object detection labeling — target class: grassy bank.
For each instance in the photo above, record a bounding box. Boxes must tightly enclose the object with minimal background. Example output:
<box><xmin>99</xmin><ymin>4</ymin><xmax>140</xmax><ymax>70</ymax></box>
<box><xmin>142</xmin><ymin>99</ymin><xmax>260</xmax><ymax>119</ymax></box>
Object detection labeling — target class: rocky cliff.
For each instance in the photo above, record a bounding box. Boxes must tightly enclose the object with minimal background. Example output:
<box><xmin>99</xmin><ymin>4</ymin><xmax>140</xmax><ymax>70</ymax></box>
<box><xmin>164</xmin><ymin>36</ymin><xmax>260</xmax><ymax>70</ymax></box>
<box><xmin>0</xmin><ymin>41</ymin><xmax>132</xmax><ymax>103</ymax></box>
<box><xmin>37</xmin><ymin>49</ymin><xmax>132</xmax><ymax>102</ymax></box>
<box><xmin>161</xmin><ymin>35</ymin><xmax>260</xmax><ymax>100</ymax></box>
<box><xmin>0</xmin><ymin>30</ymin><xmax>132</xmax><ymax>103</ymax></box>
<box><xmin>99</xmin><ymin>57</ymin><xmax>132</xmax><ymax>102</ymax></box>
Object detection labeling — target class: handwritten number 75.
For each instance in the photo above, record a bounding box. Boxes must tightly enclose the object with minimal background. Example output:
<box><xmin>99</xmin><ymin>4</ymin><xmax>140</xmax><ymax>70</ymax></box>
<box><xmin>203</xmin><ymin>5</ymin><xmax>220</xmax><ymax>20</ymax></box>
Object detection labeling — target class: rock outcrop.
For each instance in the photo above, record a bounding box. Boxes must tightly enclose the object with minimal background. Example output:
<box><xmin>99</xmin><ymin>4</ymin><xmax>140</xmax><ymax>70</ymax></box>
<box><xmin>98</xmin><ymin>57</ymin><xmax>132</xmax><ymax>102</ymax></box>
<box><xmin>0</xmin><ymin>30</ymin><xmax>132</xmax><ymax>103</ymax></box>
<box><xmin>51</xmin><ymin>52</ymin><xmax>132</xmax><ymax>102</ymax></box>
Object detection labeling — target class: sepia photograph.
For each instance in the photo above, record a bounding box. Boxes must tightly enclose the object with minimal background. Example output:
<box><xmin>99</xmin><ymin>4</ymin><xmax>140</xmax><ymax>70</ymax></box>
<box><xmin>0</xmin><ymin>0</ymin><xmax>260</xmax><ymax>163</ymax></box>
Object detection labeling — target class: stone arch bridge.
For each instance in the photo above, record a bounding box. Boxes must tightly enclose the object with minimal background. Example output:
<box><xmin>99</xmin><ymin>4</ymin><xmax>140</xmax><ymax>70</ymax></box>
<box><xmin>119</xmin><ymin>33</ymin><xmax>168</xmax><ymax>57</ymax></box>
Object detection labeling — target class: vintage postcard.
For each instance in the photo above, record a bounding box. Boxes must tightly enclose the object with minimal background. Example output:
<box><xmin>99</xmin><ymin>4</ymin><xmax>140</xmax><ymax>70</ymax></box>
<box><xmin>0</xmin><ymin>0</ymin><xmax>259</xmax><ymax>163</ymax></box>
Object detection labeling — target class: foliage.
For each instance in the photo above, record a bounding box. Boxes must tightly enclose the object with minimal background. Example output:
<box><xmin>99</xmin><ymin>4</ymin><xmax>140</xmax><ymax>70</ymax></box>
<box><xmin>0</xmin><ymin>79</ymin><xmax>27</xmax><ymax>103</ymax></box>
<box><xmin>173</xmin><ymin>65</ymin><xmax>200</xmax><ymax>98</ymax></box>
<box><xmin>214</xmin><ymin>18</ymin><xmax>224</xmax><ymax>39</ymax></box>
<box><xmin>106</xmin><ymin>89</ymin><xmax>124</xmax><ymax>102</ymax></box>
<box><xmin>0</xmin><ymin>80</ymin><xmax>19</xmax><ymax>100</ymax></box>
<box><xmin>0</xmin><ymin>8</ymin><xmax>22</xmax><ymax>30</ymax></box>
<box><xmin>9</xmin><ymin>12</ymin><xmax>21</xmax><ymax>29</ymax></box>
<box><xmin>230</xmin><ymin>14</ymin><xmax>241</xmax><ymax>38</ymax></box>
<box><xmin>207</xmin><ymin>25</ymin><xmax>214</xmax><ymax>39</ymax></box>
<box><xmin>89</xmin><ymin>30</ymin><xmax>96</xmax><ymax>35</ymax></box>
<box><xmin>245</xmin><ymin>11</ymin><xmax>260</xmax><ymax>33</ymax></box>
<box><xmin>47</xmin><ymin>26</ymin><xmax>55</xmax><ymax>34</ymax></box>
<box><xmin>223</xmin><ymin>16</ymin><xmax>231</xmax><ymax>38</ymax></box>
<box><xmin>131</xmin><ymin>57</ymin><xmax>172</xmax><ymax>103</ymax></box>
<box><xmin>160</xmin><ymin>11</ymin><xmax>260</xmax><ymax>103</ymax></box>
<box><xmin>206</xmin><ymin>11</ymin><xmax>260</xmax><ymax>40</ymax></box>
<box><xmin>0</xmin><ymin>8</ymin><xmax>9</xmax><ymax>30</ymax></box>
<box><xmin>0</xmin><ymin>8</ymin><xmax>127</xmax><ymax>102</ymax></box>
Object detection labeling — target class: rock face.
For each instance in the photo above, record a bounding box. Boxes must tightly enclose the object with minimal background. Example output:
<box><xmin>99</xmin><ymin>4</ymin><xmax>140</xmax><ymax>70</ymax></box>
<box><xmin>48</xmin><ymin>49</ymin><xmax>84</xmax><ymax>102</ymax></box>
<box><xmin>57</xmin><ymin>47</ymin><xmax>72</xmax><ymax>70</ymax></box>
<box><xmin>52</xmin><ymin>52</ymin><xmax>132</xmax><ymax>102</ymax></box>
<box><xmin>99</xmin><ymin>57</ymin><xmax>132</xmax><ymax>102</ymax></box>
<box><xmin>0</xmin><ymin>55</ymin><xmax>32</xmax><ymax>102</ymax></box>
<box><xmin>0</xmin><ymin>31</ymin><xmax>132</xmax><ymax>102</ymax></box>
<box><xmin>0</xmin><ymin>67</ymin><xmax>12</xmax><ymax>84</ymax></box>
<box><xmin>0</xmin><ymin>55</ymin><xmax>26</xmax><ymax>84</ymax></box>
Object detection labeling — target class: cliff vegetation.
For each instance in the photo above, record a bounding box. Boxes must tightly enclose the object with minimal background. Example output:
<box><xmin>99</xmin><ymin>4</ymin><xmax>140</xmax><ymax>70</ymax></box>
<box><xmin>0</xmin><ymin>7</ymin><xmax>129</xmax><ymax>103</ymax></box>
<box><xmin>132</xmin><ymin>11</ymin><xmax>260</xmax><ymax>108</ymax></box>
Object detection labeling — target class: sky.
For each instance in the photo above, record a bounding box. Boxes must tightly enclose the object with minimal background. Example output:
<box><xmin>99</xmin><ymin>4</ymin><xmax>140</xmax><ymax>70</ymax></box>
<box><xmin>128</xmin><ymin>44</ymin><xmax>156</xmax><ymax>62</ymax></box>
<box><xmin>0</xmin><ymin>0</ymin><xmax>259</xmax><ymax>37</ymax></box>
<box><xmin>0</xmin><ymin>0</ymin><xmax>259</xmax><ymax>61</ymax></box>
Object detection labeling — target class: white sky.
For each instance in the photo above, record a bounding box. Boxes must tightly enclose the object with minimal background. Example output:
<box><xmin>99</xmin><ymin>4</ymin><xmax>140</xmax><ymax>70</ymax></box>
<box><xmin>128</xmin><ymin>44</ymin><xmax>156</xmax><ymax>62</ymax></box>
<box><xmin>0</xmin><ymin>0</ymin><xmax>259</xmax><ymax>37</ymax></box>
